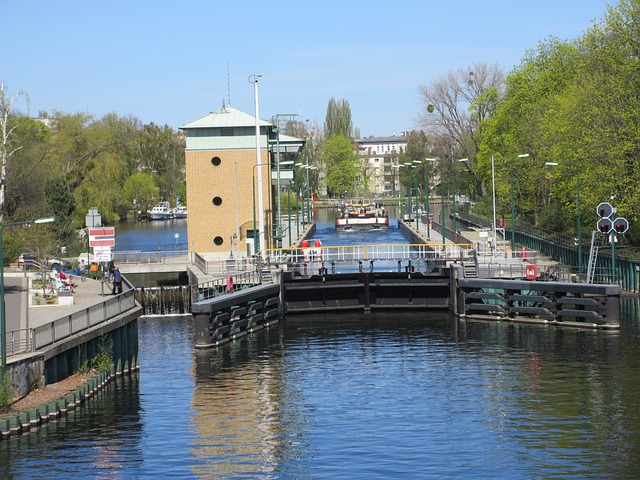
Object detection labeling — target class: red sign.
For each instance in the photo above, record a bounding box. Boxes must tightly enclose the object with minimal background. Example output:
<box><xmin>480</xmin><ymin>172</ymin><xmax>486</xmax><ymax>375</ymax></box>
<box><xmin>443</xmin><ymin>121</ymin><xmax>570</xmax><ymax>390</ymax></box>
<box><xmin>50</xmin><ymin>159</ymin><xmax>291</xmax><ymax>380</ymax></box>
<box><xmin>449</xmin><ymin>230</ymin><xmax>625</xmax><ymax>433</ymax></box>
<box><xmin>89</xmin><ymin>227</ymin><xmax>115</xmax><ymax>247</ymax></box>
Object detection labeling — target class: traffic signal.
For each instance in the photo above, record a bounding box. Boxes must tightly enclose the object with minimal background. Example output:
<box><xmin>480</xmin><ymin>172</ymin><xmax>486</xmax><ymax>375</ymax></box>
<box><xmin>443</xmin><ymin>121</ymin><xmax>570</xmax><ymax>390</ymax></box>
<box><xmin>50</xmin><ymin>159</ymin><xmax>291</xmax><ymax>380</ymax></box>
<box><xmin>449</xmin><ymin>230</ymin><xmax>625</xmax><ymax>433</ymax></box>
<box><xmin>614</xmin><ymin>217</ymin><xmax>629</xmax><ymax>234</ymax></box>
<box><xmin>597</xmin><ymin>202</ymin><xmax>614</xmax><ymax>218</ymax></box>
<box><xmin>597</xmin><ymin>218</ymin><xmax>613</xmax><ymax>234</ymax></box>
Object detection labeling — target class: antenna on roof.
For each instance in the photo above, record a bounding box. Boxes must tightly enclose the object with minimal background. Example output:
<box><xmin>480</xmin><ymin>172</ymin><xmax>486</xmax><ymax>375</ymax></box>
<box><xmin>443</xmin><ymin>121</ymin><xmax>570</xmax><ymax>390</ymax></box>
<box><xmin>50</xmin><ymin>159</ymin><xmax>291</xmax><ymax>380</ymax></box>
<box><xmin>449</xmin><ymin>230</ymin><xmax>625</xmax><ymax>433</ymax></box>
<box><xmin>227</xmin><ymin>62</ymin><xmax>231</xmax><ymax>106</ymax></box>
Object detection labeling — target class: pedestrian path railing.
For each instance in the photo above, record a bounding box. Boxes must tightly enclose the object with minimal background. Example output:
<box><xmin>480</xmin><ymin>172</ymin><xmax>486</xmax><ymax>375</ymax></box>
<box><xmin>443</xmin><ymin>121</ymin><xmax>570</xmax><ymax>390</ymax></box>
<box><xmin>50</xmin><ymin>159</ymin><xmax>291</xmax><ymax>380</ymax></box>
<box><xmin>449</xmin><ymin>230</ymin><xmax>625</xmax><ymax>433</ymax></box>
<box><xmin>194</xmin><ymin>254</ymin><xmax>256</xmax><ymax>276</ymax></box>
<box><xmin>4</xmin><ymin>279</ymin><xmax>138</xmax><ymax>358</ymax></box>
<box><xmin>113</xmin><ymin>246</ymin><xmax>189</xmax><ymax>264</ymax></box>
<box><xmin>31</xmin><ymin>285</ymin><xmax>136</xmax><ymax>351</ymax></box>
<box><xmin>263</xmin><ymin>243</ymin><xmax>475</xmax><ymax>266</ymax></box>
<box><xmin>191</xmin><ymin>270</ymin><xmax>263</xmax><ymax>304</ymax></box>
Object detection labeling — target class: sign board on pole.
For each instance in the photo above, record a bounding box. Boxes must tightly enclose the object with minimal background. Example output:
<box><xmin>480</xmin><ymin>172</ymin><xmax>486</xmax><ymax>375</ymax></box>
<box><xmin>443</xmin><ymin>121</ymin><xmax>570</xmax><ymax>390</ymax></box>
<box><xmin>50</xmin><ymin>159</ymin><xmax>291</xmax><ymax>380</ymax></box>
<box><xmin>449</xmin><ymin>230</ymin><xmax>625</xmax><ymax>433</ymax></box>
<box><xmin>89</xmin><ymin>227</ymin><xmax>115</xmax><ymax>247</ymax></box>
<box><xmin>85</xmin><ymin>207</ymin><xmax>102</xmax><ymax>228</ymax></box>
<box><xmin>93</xmin><ymin>246</ymin><xmax>112</xmax><ymax>262</ymax></box>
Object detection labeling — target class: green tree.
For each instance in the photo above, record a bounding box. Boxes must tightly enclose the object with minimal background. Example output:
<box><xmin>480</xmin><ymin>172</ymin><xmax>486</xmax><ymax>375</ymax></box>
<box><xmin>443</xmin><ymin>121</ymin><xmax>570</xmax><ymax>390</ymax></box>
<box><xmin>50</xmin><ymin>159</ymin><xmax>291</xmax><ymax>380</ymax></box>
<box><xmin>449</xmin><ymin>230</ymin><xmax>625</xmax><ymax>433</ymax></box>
<box><xmin>133</xmin><ymin>123</ymin><xmax>185</xmax><ymax>202</ymax></box>
<box><xmin>322</xmin><ymin>134</ymin><xmax>359</xmax><ymax>197</ymax></box>
<box><xmin>5</xmin><ymin>116</ymin><xmax>51</xmax><ymax>219</ymax></box>
<box><xmin>122</xmin><ymin>173</ymin><xmax>159</xmax><ymax>213</ymax></box>
<box><xmin>324</xmin><ymin>98</ymin><xmax>353</xmax><ymax>138</ymax></box>
<box><xmin>44</xmin><ymin>174</ymin><xmax>75</xmax><ymax>241</ymax></box>
<box><xmin>478</xmin><ymin>0</ymin><xmax>640</xmax><ymax>240</ymax></box>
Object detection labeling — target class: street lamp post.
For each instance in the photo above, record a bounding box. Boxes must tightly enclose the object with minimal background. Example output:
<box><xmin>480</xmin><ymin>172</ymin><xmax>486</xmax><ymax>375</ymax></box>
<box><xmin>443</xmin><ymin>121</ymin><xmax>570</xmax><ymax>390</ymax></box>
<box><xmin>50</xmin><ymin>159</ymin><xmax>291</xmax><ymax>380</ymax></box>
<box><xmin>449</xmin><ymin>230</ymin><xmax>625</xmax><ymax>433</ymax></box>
<box><xmin>510</xmin><ymin>153</ymin><xmax>530</xmax><ymax>255</ymax></box>
<box><xmin>454</xmin><ymin>158</ymin><xmax>469</xmax><ymax>243</ymax></box>
<box><xmin>250</xmin><ymin>74</ymin><xmax>267</xmax><ymax>254</ymax></box>
<box><xmin>404</xmin><ymin>162</ymin><xmax>413</xmax><ymax>220</ymax></box>
<box><xmin>491</xmin><ymin>155</ymin><xmax>498</xmax><ymax>256</ymax></box>
<box><xmin>424</xmin><ymin>158</ymin><xmax>437</xmax><ymax>240</ymax></box>
<box><xmin>397</xmin><ymin>161</ymin><xmax>421</xmax><ymax>222</ymax></box>
<box><xmin>441</xmin><ymin>158</ymin><xmax>446</xmax><ymax>245</ymax></box>
<box><xmin>1</xmin><ymin>217</ymin><xmax>55</xmax><ymax>373</ymax></box>
<box><xmin>273</xmin><ymin>114</ymin><xmax>300</xmax><ymax>248</ymax></box>
<box><xmin>546</xmin><ymin>161</ymin><xmax>582</xmax><ymax>277</ymax></box>
<box><xmin>252</xmin><ymin>162</ymin><xmax>270</xmax><ymax>256</ymax></box>
<box><xmin>413</xmin><ymin>160</ymin><xmax>422</xmax><ymax>229</ymax></box>
<box><xmin>287</xmin><ymin>183</ymin><xmax>292</xmax><ymax>248</ymax></box>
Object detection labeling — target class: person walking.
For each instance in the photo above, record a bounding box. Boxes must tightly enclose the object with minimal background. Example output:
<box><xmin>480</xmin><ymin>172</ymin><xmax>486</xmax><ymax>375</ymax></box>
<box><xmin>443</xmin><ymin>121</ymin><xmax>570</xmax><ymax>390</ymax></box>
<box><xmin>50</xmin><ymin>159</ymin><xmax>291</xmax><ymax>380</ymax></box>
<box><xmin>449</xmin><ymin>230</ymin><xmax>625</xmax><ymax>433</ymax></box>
<box><xmin>113</xmin><ymin>266</ymin><xmax>123</xmax><ymax>294</ymax></box>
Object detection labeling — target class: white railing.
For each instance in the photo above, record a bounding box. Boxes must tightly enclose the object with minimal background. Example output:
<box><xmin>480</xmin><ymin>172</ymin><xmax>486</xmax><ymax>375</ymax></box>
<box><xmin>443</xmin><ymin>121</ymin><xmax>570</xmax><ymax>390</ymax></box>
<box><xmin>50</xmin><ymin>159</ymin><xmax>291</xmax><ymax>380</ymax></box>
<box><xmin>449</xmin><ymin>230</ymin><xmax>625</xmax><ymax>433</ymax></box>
<box><xmin>263</xmin><ymin>243</ymin><xmax>474</xmax><ymax>265</ymax></box>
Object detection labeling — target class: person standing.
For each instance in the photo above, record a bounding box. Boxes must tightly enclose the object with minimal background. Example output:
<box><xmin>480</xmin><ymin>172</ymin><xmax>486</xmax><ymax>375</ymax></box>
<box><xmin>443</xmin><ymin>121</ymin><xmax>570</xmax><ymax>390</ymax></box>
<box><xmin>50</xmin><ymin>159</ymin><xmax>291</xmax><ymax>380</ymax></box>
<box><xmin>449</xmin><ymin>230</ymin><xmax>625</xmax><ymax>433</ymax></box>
<box><xmin>79</xmin><ymin>259</ymin><xmax>86</xmax><ymax>282</ymax></box>
<box><xmin>113</xmin><ymin>267</ymin><xmax>123</xmax><ymax>294</ymax></box>
<box><xmin>108</xmin><ymin>260</ymin><xmax>115</xmax><ymax>283</ymax></box>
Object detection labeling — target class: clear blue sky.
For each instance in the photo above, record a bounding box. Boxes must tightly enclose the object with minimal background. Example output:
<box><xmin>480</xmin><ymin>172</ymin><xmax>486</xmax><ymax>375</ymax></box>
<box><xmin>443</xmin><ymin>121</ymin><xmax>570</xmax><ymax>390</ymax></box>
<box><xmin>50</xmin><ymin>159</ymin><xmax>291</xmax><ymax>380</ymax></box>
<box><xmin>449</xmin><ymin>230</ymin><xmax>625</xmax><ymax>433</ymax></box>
<box><xmin>2</xmin><ymin>1</ymin><xmax>613</xmax><ymax>137</ymax></box>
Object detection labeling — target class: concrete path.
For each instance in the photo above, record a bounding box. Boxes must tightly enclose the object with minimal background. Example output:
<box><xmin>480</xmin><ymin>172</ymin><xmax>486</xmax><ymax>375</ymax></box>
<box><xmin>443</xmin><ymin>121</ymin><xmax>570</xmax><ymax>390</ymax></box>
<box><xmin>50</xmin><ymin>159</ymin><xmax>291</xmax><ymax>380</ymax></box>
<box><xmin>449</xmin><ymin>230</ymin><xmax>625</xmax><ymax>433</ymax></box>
<box><xmin>3</xmin><ymin>270</ymin><xmax>122</xmax><ymax>337</ymax></box>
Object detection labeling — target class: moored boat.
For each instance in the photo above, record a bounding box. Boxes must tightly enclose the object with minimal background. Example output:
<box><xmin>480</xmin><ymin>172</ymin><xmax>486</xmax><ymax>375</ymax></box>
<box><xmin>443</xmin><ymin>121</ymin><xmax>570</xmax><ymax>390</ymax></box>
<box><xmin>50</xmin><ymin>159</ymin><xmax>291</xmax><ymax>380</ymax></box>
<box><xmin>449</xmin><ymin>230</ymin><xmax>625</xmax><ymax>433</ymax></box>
<box><xmin>172</xmin><ymin>205</ymin><xmax>187</xmax><ymax>219</ymax></box>
<box><xmin>335</xmin><ymin>198</ymin><xmax>389</xmax><ymax>231</ymax></box>
<box><xmin>148</xmin><ymin>201</ymin><xmax>173</xmax><ymax>220</ymax></box>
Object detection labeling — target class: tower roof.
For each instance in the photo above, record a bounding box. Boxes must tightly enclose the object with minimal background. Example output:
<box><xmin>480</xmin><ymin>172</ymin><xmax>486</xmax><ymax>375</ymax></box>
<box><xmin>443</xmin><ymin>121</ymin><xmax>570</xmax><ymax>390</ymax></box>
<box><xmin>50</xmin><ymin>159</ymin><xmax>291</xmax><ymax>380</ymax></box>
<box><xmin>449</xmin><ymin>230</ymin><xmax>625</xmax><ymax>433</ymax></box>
<box><xmin>180</xmin><ymin>105</ymin><xmax>272</xmax><ymax>129</ymax></box>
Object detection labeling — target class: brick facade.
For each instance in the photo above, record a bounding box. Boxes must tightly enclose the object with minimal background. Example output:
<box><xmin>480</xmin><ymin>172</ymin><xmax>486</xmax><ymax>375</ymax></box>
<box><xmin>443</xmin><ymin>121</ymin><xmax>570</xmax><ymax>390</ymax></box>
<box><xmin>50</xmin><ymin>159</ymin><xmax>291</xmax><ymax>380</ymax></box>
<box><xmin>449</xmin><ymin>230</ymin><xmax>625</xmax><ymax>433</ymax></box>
<box><xmin>185</xmin><ymin>148</ymin><xmax>271</xmax><ymax>256</ymax></box>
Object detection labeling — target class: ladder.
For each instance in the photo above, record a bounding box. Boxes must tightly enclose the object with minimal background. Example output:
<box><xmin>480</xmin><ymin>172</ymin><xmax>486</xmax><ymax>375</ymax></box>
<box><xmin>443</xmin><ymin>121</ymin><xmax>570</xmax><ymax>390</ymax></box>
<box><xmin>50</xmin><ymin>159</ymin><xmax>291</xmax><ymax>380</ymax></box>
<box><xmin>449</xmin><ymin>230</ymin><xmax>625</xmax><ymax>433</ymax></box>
<box><xmin>586</xmin><ymin>231</ymin><xmax>598</xmax><ymax>284</ymax></box>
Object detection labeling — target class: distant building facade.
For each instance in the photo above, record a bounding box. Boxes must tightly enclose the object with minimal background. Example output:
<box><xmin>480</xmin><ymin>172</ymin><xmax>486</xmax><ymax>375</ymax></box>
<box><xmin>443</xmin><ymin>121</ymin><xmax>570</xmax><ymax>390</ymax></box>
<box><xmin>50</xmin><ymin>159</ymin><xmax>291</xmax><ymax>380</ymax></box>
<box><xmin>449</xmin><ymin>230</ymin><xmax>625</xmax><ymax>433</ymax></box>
<box><xmin>180</xmin><ymin>105</ymin><xmax>304</xmax><ymax>257</ymax></box>
<box><xmin>355</xmin><ymin>133</ymin><xmax>409</xmax><ymax>196</ymax></box>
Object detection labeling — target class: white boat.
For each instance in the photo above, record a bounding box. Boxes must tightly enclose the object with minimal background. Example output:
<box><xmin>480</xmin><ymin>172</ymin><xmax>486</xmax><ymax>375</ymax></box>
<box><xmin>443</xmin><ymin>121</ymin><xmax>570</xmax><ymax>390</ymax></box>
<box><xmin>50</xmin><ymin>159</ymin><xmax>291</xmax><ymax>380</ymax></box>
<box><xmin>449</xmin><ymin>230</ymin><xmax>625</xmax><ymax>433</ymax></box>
<box><xmin>335</xmin><ymin>198</ymin><xmax>389</xmax><ymax>231</ymax></box>
<box><xmin>148</xmin><ymin>201</ymin><xmax>173</xmax><ymax>220</ymax></box>
<box><xmin>173</xmin><ymin>205</ymin><xmax>187</xmax><ymax>219</ymax></box>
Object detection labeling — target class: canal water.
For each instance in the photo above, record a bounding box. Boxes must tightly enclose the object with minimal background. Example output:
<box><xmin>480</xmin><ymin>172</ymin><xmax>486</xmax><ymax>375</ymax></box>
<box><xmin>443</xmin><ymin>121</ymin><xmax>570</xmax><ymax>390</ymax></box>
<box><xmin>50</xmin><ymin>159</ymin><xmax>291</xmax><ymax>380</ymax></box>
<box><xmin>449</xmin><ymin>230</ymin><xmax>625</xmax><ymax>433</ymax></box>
<box><xmin>2</xmin><ymin>208</ymin><xmax>640</xmax><ymax>478</ymax></box>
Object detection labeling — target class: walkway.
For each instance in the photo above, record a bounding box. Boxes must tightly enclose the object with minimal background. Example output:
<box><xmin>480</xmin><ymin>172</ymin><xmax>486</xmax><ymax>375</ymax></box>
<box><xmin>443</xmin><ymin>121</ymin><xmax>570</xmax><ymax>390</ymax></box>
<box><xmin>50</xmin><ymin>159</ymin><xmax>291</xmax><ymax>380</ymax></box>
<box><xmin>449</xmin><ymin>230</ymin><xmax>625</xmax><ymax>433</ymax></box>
<box><xmin>400</xmin><ymin>215</ymin><xmax>560</xmax><ymax>276</ymax></box>
<box><xmin>5</xmin><ymin>270</ymin><xmax>126</xmax><ymax>360</ymax></box>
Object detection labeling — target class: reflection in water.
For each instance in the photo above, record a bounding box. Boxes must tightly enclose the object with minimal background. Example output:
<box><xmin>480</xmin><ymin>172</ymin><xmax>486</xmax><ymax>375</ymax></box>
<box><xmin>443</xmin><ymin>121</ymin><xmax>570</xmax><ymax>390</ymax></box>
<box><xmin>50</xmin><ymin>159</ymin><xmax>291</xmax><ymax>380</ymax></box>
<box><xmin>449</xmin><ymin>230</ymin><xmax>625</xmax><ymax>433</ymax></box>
<box><xmin>184</xmin><ymin>303</ymin><xmax>640</xmax><ymax>478</ymax></box>
<box><xmin>1</xmin><ymin>291</ymin><xmax>640</xmax><ymax>477</ymax></box>
<box><xmin>190</xmin><ymin>329</ymin><xmax>285</xmax><ymax>478</ymax></box>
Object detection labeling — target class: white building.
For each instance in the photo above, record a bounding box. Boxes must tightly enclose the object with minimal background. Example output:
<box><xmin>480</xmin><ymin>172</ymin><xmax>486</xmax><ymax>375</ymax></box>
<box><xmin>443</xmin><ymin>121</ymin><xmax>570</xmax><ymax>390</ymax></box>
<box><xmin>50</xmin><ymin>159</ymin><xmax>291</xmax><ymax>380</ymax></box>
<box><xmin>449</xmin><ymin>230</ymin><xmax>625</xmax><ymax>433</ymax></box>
<box><xmin>355</xmin><ymin>133</ymin><xmax>409</xmax><ymax>196</ymax></box>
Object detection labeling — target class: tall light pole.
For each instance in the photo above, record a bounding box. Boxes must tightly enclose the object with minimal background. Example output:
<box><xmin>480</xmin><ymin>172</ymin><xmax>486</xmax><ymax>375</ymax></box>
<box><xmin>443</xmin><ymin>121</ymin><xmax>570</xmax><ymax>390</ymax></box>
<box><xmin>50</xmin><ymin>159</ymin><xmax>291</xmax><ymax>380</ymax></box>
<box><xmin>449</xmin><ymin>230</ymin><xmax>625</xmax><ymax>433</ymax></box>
<box><xmin>273</xmin><ymin>114</ymin><xmax>300</xmax><ymax>247</ymax></box>
<box><xmin>252</xmin><ymin>160</ymin><xmax>294</xmax><ymax>255</ymax></box>
<box><xmin>251</xmin><ymin>74</ymin><xmax>265</xmax><ymax>253</ymax></box>
<box><xmin>546</xmin><ymin>161</ymin><xmax>582</xmax><ymax>277</ymax></box>
<box><xmin>252</xmin><ymin>162</ymin><xmax>269</xmax><ymax>256</ymax></box>
<box><xmin>425</xmin><ymin>158</ymin><xmax>437</xmax><ymax>240</ymax></box>
<box><xmin>412</xmin><ymin>160</ymin><xmax>422</xmax><ymax>229</ymax></box>
<box><xmin>234</xmin><ymin>162</ymin><xmax>240</xmax><ymax>259</ymax></box>
<box><xmin>491</xmin><ymin>155</ymin><xmax>497</xmax><ymax>256</ymax></box>
<box><xmin>1</xmin><ymin>217</ymin><xmax>55</xmax><ymax>372</ymax></box>
<box><xmin>454</xmin><ymin>158</ymin><xmax>469</xmax><ymax>243</ymax></box>
<box><xmin>510</xmin><ymin>153</ymin><xmax>530</xmax><ymax>255</ymax></box>
<box><xmin>287</xmin><ymin>183</ymin><xmax>292</xmax><ymax>248</ymax></box>
<box><xmin>404</xmin><ymin>163</ymin><xmax>413</xmax><ymax>220</ymax></box>
<box><xmin>440</xmin><ymin>158</ymin><xmax>446</xmax><ymax>245</ymax></box>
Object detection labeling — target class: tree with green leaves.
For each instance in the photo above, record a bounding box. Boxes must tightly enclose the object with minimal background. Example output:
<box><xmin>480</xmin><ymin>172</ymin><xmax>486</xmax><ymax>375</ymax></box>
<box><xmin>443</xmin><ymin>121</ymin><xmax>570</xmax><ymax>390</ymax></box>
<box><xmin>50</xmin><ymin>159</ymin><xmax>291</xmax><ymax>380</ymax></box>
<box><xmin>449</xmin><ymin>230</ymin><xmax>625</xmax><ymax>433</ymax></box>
<box><xmin>478</xmin><ymin>0</ymin><xmax>640</xmax><ymax>243</ymax></box>
<box><xmin>122</xmin><ymin>173</ymin><xmax>159</xmax><ymax>214</ymax></box>
<box><xmin>324</xmin><ymin>98</ymin><xmax>353</xmax><ymax>139</ymax></box>
<box><xmin>44</xmin><ymin>174</ymin><xmax>76</xmax><ymax>242</ymax></box>
<box><xmin>322</xmin><ymin>134</ymin><xmax>360</xmax><ymax>197</ymax></box>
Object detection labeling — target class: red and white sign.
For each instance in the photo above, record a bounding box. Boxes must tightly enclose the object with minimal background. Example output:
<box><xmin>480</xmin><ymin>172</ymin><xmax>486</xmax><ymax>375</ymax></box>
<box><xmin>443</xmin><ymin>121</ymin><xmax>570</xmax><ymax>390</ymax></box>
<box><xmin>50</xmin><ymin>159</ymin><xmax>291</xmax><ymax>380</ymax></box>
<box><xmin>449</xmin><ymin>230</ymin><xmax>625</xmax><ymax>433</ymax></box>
<box><xmin>89</xmin><ymin>227</ymin><xmax>115</xmax><ymax>247</ymax></box>
<box><xmin>93</xmin><ymin>246</ymin><xmax>112</xmax><ymax>262</ymax></box>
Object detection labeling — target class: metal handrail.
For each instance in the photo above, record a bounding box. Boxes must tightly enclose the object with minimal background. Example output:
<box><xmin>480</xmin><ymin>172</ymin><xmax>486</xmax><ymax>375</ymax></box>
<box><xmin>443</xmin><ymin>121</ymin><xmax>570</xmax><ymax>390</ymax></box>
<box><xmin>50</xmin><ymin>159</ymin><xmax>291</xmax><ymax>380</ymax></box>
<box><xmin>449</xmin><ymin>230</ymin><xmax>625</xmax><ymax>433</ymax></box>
<box><xmin>32</xmin><ymin>287</ymin><xmax>136</xmax><ymax>351</ymax></box>
<box><xmin>191</xmin><ymin>270</ymin><xmax>262</xmax><ymax>303</ymax></box>
<box><xmin>261</xmin><ymin>243</ymin><xmax>475</xmax><ymax>266</ymax></box>
<box><xmin>5</xmin><ymin>277</ymin><xmax>138</xmax><ymax>356</ymax></box>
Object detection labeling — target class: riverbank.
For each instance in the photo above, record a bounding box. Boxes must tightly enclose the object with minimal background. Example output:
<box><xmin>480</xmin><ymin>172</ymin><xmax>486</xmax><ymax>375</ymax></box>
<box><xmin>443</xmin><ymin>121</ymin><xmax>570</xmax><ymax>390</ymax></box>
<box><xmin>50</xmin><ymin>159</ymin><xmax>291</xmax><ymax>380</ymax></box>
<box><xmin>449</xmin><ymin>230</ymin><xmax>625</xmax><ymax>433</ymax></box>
<box><xmin>2</xmin><ymin>372</ymin><xmax>95</xmax><ymax>417</ymax></box>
